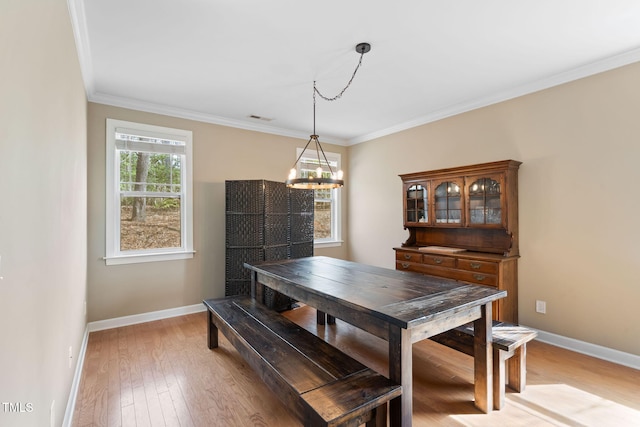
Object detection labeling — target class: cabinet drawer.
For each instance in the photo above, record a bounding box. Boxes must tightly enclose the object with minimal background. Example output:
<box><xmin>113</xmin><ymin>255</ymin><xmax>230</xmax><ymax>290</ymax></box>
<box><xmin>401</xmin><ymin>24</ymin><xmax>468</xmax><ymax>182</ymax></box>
<box><xmin>457</xmin><ymin>258</ymin><xmax>498</xmax><ymax>274</ymax></box>
<box><xmin>422</xmin><ymin>254</ymin><xmax>456</xmax><ymax>268</ymax></box>
<box><xmin>410</xmin><ymin>263</ymin><xmax>453</xmax><ymax>279</ymax></box>
<box><xmin>395</xmin><ymin>251</ymin><xmax>422</xmax><ymax>263</ymax></box>
<box><xmin>396</xmin><ymin>260</ymin><xmax>423</xmax><ymax>273</ymax></box>
<box><xmin>450</xmin><ymin>270</ymin><xmax>497</xmax><ymax>287</ymax></box>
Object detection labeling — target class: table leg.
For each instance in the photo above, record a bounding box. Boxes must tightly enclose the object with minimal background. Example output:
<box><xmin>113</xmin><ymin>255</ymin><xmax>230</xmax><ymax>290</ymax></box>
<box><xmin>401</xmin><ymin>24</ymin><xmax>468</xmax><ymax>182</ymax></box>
<box><xmin>388</xmin><ymin>324</ymin><xmax>412</xmax><ymax>427</ymax></box>
<box><xmin>207</xmin><ymin>310</ymin><xmax>218</xmax><ymax>349</ymax></box>
<box><xmin>251</xmin><ymin>271</ymin><xmax>256</xmax><ymax>299</ymax></box>
<box><xmin>473</xmin><ymin>302</ymin><xmax>493</xmax><ymax>413</ymax></box>
<box><xmin>251</xmin><ymin>271</ymin><xmax>264</xmax><ymax>304</ymax></box>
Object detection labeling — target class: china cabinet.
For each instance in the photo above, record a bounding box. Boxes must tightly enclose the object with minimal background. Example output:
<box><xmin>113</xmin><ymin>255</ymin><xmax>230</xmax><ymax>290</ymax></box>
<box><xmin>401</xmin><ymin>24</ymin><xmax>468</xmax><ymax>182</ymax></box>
<box><xmin>394</xmin><ymin>160</ymin><xmax>521</xmax><ymax>322</ymax></box>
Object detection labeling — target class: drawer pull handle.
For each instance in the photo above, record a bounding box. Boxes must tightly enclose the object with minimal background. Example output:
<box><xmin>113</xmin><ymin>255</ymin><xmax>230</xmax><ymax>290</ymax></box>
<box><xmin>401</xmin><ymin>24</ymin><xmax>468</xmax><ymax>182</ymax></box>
<box><xmin>401</xmin><ymin>263</ymin><xmax>410</xmax><ymax>269</ymax></box>
<box><xmin>470</xmin><ymin>262</ymin><xmax>481</xmax><ymax>269</ymax></box>
<box><xmin>433</xmin><ymin>257</ymin><xmax>442</xmax><ymax>264</ymax></box>
<box><xmin>404</xmin><ymin>254</ymin><xmax>412</xmax><ymax>260</ymax></box>
<box><xmin>473</xmin><ymin>274</ymin><xmax>486</xmax><ymax>281</ymax></box>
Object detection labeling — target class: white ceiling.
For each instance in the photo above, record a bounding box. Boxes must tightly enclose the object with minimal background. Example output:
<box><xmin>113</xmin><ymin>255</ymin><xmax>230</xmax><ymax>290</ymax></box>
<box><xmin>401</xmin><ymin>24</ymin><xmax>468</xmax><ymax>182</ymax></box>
<box><xmin>69</xmin><ymin>0</ymin><xmax>640</xmax><ymax>145</ymax></box>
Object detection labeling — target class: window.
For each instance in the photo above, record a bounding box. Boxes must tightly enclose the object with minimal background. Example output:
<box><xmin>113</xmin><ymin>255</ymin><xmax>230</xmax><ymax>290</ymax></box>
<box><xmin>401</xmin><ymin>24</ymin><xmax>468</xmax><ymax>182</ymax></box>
<box><xmin>295</xmin><ymin>148</ymin><xmax>342</xmax><ymax>247</ymax></box>
<box><xmin>105</xmin><ymin>119</ymin><xmax>194</xmax><ymax>265</ymax></box>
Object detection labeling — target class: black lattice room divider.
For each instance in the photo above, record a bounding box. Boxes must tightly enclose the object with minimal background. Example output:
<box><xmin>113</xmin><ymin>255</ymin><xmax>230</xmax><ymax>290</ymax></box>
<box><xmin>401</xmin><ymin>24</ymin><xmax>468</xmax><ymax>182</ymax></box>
<box><xmin>225</xmin><ymin>180</ymin><xmax>314</xmax><ymax>311</ymax></box>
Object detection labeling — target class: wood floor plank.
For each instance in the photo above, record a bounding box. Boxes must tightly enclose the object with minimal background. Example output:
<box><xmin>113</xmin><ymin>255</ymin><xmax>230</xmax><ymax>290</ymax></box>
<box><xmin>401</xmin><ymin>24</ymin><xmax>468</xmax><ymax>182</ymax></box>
<box><xmin>137</xmin><ymin>328</ymin><xmax>167</xmax><ymax>426</ymax></box>
<box><xmin>132</xmin><ymin>385</ymin><xmax>151</xmax><ymax>427</ymax></box>
<box><xmin>107</xmin><ymin>328</ymin><xmax>122</xmax><ymax>426</ymax></box>
<box><xmin>166</xmin><ymin>379</ymin><xmax>195</xmax><ymax>427</ymax></box>
<box><xmin>92</xmin><ymin>370</ymin><xmax>109</xmax><ymax>426</ymax></box>
<box><xmin>72</xmin><ymin>308</ymin><xmax>640</xmax><ymax>427</ymax></box>
<box><xmin>157</xmin><ymin>390</ymin><xmax>180</xmax><ymax>427</ymax></box>
<box><xmin>120</xmin><ymin>404</ymin><xmax>136</xmax><ymax>427</ymax></box>
<box><xmin>117</xmin><ymin>328</ymin><xmax>134</xmax><ymax>409</ymax></box>
<box><xmin>74</xmin><ymin>333</ymin><xmax>99</xmax><ymax>427</ymax></box>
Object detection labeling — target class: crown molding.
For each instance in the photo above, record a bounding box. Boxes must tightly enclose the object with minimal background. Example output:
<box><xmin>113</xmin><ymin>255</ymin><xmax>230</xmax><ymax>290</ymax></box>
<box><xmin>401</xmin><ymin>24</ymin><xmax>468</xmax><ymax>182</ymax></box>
<box><xmin>67</xmin><ymin>0</ymin><xmax>94</xmax><ymax>97</ymax></box>
<box><xmin>89</xmin><ymin>91</ymin><xmax>349</xmax><ymax>146</ymax></box>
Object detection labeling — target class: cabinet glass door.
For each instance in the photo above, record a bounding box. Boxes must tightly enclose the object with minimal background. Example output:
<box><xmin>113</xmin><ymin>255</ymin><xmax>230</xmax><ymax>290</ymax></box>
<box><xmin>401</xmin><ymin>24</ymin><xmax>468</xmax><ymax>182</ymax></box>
<box><xmin>468</xmin><ymin>177</ymin><xmax>501</xmax><ymax>225</ymax></box>
<box><xmin>434</xmin><ymin>181</ymin><xmax>462</xmax><ymax>224</ymax></box>
<box><xmin>405</xmin><ymin>184</ymin><xmax>428</xmax><ymax>223</ymax></box>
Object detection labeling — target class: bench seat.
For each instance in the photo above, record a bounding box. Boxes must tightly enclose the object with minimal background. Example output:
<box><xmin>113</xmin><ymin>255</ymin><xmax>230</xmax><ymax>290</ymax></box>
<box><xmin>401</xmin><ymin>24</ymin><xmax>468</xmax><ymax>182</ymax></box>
<box><xmin>430</xmin><ymin>321</ymin><xmax>537</xmax><ymax>409</ymax></box>
<box><xmin>204</xmin><ymin>296</ymin><xmax>402</xmax><ymax>427</ymax></box>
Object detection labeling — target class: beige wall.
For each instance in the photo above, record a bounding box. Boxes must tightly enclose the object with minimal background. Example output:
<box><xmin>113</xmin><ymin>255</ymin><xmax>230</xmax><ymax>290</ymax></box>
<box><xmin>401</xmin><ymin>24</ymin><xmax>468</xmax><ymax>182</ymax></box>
<box><xmin>348</xmin><ymin>62</ymin><xmax>640</xmax><ymax>356</ymax></box>
<box><xmin>87</xmin><ymin>103</ymin><xmax>348</xmax><ymax>322</ymax></box>
<box><xmin>0</xmin><ymin>1</ymin><xmax>88</xmax><ymax>426</ymax></box>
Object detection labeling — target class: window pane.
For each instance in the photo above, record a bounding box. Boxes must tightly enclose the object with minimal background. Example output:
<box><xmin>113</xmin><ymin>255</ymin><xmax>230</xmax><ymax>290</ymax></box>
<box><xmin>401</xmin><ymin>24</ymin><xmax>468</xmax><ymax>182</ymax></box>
<box><xmin>118</xmin><ymin>147</ymin><xmax>183</xmax><ymax>251</ymax></box>
<box><xmin>314</xmin><ymin>200</ymin><xmax>332</xmax><ymax>239</ymax></box>
<box><xmin>120</xmin><ymin>196</ymin><xmax>181</xmax><ymax>250</ymax></box>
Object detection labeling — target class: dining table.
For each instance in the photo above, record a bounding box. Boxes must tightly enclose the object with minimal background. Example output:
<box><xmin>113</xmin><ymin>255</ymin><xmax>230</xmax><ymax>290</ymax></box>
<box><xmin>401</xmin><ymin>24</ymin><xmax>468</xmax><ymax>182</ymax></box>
<box><xmin>244</xmin><ymin>256</ymin><xmax>506</xmax><ymax>427</ymax></box>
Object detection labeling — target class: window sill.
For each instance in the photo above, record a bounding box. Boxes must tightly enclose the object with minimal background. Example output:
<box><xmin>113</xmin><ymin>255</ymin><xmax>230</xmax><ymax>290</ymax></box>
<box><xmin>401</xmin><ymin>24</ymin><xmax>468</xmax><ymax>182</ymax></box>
<box><xmin>314</xmin><ymin>240</ymin><xmax>343</xmax><ymax>249</ymax></box>
<box><xmin>104</xmin><ymin>250</ymin><xmax>195</xmax><ymax>266</ymax></box>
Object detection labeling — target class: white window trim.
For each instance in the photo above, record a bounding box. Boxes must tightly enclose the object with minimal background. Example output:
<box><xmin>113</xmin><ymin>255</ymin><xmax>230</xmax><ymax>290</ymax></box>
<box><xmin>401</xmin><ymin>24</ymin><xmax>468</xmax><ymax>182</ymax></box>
<box><xmin>295</xmin><ymin>148</ymin><xmax>343</xmax><ymax>247</ymax></box>
<box><xmin>105</xmin><ymin>119</ymin><xmax>194</xmax><ymax>265</ymax></box>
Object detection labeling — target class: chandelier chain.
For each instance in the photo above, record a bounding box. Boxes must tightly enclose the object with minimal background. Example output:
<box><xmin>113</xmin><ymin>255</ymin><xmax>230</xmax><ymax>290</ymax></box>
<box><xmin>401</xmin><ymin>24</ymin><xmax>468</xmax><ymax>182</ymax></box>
<box><xmin>314</xmin><ymin>51</ymin><xmax>365</xmax><ymax>102</ymax></box>
<box><xmin>286</xmin><ymin>43</ymin><xmax>370</xmax><ymax>189</ymax></box>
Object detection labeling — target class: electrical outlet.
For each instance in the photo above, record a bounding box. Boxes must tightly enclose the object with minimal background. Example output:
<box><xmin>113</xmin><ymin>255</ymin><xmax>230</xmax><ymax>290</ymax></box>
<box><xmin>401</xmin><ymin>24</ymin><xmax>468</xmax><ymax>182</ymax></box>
<box><xmin>536</xmin><ymin>300</ymin><xmax>546</xmax><ymax>314</ymax></box>
<box><xmin>68</xmin><ymin>346</ymin><xmax>73</xmax><ymax>368</ymax></box>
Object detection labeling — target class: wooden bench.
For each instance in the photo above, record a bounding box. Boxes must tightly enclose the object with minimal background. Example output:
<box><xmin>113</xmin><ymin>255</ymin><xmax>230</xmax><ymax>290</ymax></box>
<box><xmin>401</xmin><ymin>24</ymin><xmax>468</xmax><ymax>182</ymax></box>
<box><xmin>203</xmin><ymin>296</ymin><xmax>402</xmax><ymax>427</ymax></box>
<box><xmin>430</xmin><ymin>321</ymin><xmax>537</xmax><ymax>410</ymax></box>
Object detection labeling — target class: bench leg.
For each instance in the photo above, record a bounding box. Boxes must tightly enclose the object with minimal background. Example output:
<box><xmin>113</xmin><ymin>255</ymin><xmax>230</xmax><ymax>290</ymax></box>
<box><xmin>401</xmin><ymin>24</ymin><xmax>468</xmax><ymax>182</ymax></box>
<box><xmin>493</xmin><ymin>343</ymin><xmax>529</xmax><ymax>409</ymax></box>
<box><xmin>366</xmin><ymin>402</ymin><xmax>387</xmax><ymax>427</ymax></box>
<box><xmin>316</xmin><ymin>310</ymin><xmax>336</xmax><ymax>325</ymax></box>
<box><xmin>207</xmin><ymin>310</ymin><xmax>218</xmax><ymax>349</ymax></box>
<box><xmin>493</xmin><ymin>348</ymin><xmax>507</xmax><ymax>410</ymax></box>
<box><xmin>507</xmin><ymin>344</ymin><xmax>527</xmax><ymax>392</ymax></box>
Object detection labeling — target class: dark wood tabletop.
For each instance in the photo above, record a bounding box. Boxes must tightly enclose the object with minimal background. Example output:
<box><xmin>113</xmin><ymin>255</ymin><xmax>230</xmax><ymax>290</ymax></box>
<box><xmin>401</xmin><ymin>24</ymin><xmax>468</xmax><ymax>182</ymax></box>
<box><xmin>244</xmin><ymin>256</ymin><xmax>506</xmax><ymax>427</ymax></box>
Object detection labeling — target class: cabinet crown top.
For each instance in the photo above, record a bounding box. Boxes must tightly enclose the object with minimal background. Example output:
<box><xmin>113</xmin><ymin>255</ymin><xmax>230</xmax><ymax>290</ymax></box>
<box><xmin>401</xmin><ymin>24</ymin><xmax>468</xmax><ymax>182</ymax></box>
<box><xmin>399</xmin><ymin>159</ymin><xmax>521</xmax><ymax>180</ymax></box>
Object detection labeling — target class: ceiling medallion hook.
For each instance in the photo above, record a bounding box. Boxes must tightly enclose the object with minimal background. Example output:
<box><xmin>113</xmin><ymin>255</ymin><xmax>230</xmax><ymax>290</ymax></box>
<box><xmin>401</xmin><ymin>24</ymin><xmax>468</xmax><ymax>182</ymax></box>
<box><xmin>356</xmin><ymin>42</ymin><xmax>371</xmax><ymax>54</ymax></box>
<box><xmin>286</xmin><ymin>42</ymin><xmax>372</xmax><ymax>190</ymax></box>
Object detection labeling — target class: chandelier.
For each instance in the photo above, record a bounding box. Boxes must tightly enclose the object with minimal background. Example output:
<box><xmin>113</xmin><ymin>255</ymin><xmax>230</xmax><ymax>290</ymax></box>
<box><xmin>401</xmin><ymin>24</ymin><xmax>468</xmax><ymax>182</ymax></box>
<box><xmin>286</xmin><ymin>42</ymin><xmax>371</xmax><ymax>189</ymax></box>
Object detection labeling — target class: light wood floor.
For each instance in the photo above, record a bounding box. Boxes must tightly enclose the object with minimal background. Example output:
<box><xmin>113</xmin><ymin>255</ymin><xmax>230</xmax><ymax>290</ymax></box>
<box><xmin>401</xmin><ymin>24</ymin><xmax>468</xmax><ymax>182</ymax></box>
<box><xmin>72</xmin><ymin>305</ymin><xmax>640</xmax><ymax>427</ymax></box>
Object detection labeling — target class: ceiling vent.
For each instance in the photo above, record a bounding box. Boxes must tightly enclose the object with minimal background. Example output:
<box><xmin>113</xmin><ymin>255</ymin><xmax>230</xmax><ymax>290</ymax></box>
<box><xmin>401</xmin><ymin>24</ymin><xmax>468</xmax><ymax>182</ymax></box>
<box><xmin>248</xmin><ymin>115</ymin><xmax>273</xmax><ymax>122</ymax></box>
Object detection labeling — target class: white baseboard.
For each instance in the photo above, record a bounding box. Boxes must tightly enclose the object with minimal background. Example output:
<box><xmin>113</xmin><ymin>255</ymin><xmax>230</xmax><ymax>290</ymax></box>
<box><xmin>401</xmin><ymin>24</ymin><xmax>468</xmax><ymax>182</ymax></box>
<box><xmin>87</xmin><ymin>303</ymin><xmax>207</xmax><ymax>332</ymax></box>
<box><xmin>62</xmin><ymin>326</ymin><xmax>89</xmax><ymax>427</ymax></box>
<box><xmin>524</xmin><ymin>325</ymin><xmax>640</xmax><ymax>371</ymax></box>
